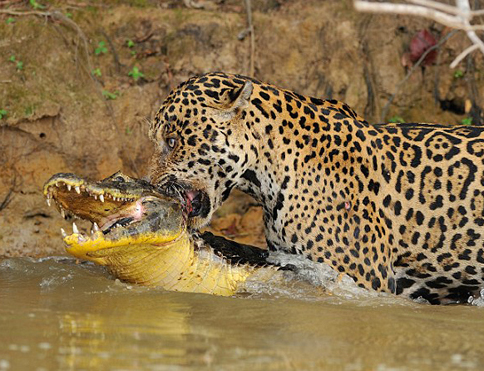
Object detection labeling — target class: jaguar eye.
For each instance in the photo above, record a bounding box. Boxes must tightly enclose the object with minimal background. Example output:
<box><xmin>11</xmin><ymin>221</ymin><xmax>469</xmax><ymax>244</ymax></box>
<box><xmin>167</xmin><ymin>137</ymin><xmax>177</xmax><ymax>149</ymax></box>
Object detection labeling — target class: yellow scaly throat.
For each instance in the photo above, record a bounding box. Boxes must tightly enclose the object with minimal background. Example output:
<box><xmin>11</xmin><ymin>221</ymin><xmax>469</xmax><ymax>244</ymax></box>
<box><xmin>64</xmin><ymin>231</ymin><xmax>254</xmax><ymax>296</ymax></box>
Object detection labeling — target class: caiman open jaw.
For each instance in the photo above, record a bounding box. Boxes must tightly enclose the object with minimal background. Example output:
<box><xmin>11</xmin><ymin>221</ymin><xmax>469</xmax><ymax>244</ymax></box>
<box><xmin>43</xmin><ymin>171</ymin><xmax>277</xmax><ymax>295</ymax></box>
<box><xmin>43</xmin><ymin>171</ymin><xmax>186</xmax><ymax>264</ymax></box>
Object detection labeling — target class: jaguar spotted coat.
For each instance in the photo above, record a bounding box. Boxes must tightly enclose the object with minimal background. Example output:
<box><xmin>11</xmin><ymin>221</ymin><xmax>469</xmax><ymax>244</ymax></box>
<box><xmin>149</xmin><ymin>72</ymin><xmax>484</xmax><ymax>304</ymax></box>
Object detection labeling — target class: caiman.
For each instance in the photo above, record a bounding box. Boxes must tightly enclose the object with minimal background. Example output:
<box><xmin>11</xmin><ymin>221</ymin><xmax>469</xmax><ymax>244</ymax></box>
<box><xmin>43</xmin><ymin>172</ymin><xmax>283</xmax><ymax>296</ymax></box>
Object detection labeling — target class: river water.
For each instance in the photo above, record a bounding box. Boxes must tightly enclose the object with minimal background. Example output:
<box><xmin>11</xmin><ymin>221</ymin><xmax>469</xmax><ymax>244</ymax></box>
<box><xmin>0</xmin><ymin>256</ymin><xmax>483</xmax><ymax>371</ymax></box>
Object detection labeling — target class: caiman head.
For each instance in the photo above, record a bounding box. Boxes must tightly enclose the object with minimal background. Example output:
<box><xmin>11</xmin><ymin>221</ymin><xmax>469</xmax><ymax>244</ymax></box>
<box><xmin>43</xmin><ymin>171</ymin><xmax>187</xmax><ymax>266</ymax></box>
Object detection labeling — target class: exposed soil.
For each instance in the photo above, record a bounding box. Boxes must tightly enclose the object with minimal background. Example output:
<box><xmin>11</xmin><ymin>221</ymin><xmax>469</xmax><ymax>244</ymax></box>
<box><xmin>1</xmin><ymin>0</ymin><xmax>483</xmax><ymax>257</ymax></box>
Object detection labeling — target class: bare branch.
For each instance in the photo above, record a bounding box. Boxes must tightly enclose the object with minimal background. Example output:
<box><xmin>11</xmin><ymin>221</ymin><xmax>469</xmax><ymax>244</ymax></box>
<box><xmin>0</xmin><ymin>8</ymin><xmax>117</xmax><ymax>126</ymax></box>
<box><xmin>244</xmin><ymin>0</ymin><xmax>255</xmax><ymax>77</ymax></box>
<box><xmin>450</xmin><ymin>43</ymin><xmax>480</xmax><ymax>68</ymax></box>
<box><xmin>408</xmin><ymin>0</ymin><xmax>469</xmax><ymax>18</ymax></box>
<box><xmin>353</xmin><ymin>1</ymin><xmax>484</xmax><ymax>31</ymax></box>
<box><xmin>0</xmin><ymin>188</ymin><xmax>13</xmax><ymax>213</ymax></box>
<box><xmin>457</xmin><ymin>0</ymin><xmax>484</xmax><ymax>62</ymax></box>
<box><xmin>354</xmin><ymin>0</ymin><xmax>484</xmax><ymax>67</ymax></box>
<box><xmin>0</xmin><ymin>10</ymin><xmax>52</xmax><ymax>16</ymax></box>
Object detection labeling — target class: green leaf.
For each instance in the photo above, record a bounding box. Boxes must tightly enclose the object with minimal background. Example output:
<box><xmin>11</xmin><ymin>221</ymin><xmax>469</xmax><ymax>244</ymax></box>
<box><xmin>92</xmin><ymin>68</ymin><xmax>102</xmax><ymax>77</ymax></box>
<box><xmin>461</xmin><ymin>117</ymin><xmax>472</xmax><ymax>125</ymax></box>
<box><xmin>65</xmin><ymin>12</ymin><xmax>73</xmax><ymax>18</ymax></box>
<box><xmin>0</xmin><ymin>109</ymin><xmax>7</xmax><ymax>119</ymax></box>
<box><xmin>9</xmin><ymin>55</ymin><xmax>15</xmax><ymax>62</ymax></box>
<box><xmin>16</xmin><ymin>61</ymin><xmax>23</xmax><ymax>71</ymax></box>
<box><xmin>102</xmin><ymin>90</ymin><xmax>118</xmax><ymax>100</ymax></box>
<box><xmin>25</xmin><ymin>106</ymin><xmax>34</xmax><ymax>116</ymax></box>
<box><xmin>389</xmin><ymin>115</ymin><xmax>405</xmax><ymax>123</ymax></box>
<box><xmin>95</xmin><ymin>41</ymin><xmax>108</xmax><ymax>55</ymax></box>
<box><xmin>125</xmin><ymin>126</ymin><xmax>132</xmax><ymax>135</ymax></box>
<box><xmin>126</xmin><ymin>39</ymin><xmax>135</xmax><ymax>48</ymax></box>
<box><xmin>6</xmin><ymin>18</ymin><xmax>15</xmax><ymax>24</ymax></box>
<box><xmin>29</xmin><ymin>0</ymin><xmax>45</xmax><ymax>9</ymax></box>
<box><xmin>453</xmin><ymin>69</ymin><xmax>464</xmax><ymax>79</ymax></box>
<box><xmin>128</xmin><ymin>66</ymin><xmax>144</xmax><ymax>82</ymax></box>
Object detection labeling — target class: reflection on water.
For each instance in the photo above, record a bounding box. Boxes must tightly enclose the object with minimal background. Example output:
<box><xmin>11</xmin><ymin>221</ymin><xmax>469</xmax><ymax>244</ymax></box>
<box><xmin>1</xmin><ymin>257</ymin><xmax>484</xmax><ymax>371</ymax></box>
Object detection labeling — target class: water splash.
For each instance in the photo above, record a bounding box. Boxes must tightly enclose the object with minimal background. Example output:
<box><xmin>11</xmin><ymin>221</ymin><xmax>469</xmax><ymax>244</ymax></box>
<box><xmin>469</xmin><ymin>289</ymin><xmax>484</xmax><ymax>307</ymax></box>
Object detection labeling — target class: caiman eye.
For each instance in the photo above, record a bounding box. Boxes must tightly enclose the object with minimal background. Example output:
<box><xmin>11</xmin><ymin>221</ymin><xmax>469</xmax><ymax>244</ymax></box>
<box><xmin>167</xmin><ymin>137</ymin><xmax>177</xmax><ymax>149</ymax></box>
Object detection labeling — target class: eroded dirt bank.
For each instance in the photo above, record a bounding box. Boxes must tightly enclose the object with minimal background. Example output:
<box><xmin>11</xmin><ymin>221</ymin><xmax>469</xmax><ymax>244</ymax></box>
<box><xmin>0</xmin><ymin>0</ymin><xmax>482</xmax><ymax>257</ymax></box>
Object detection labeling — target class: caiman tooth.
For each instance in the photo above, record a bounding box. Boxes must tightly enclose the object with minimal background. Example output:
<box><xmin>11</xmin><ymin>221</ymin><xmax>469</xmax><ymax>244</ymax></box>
<box><xmin>46</xmin><ymin>198</ymin><xmax>51</xmax><ymax>207</ymax></box>
<box><xmin>99</xmin><ymin>194</ymin><xmax>104</xmax><ymax>203</ymax></box>
<box><xmin>60</xmin><ymin>228</ymin><xmax>67</xmax><ymax>238</ymax></box>
<box><xmin>72</xmin><ymin>222</ymin><xmax>79</xmax><ymax>234</ymax></box>
<box><xmin>90</xmin><ymin>222</ymin><xmax>100</xmax><ymax>235</ymax></box>
<box><xmin>94</xmin><ymin>194</ymin><xmax>98</xmax><ymax>200</ymax></box>
<box><xmin>75</xmin><ymin>186</ymin><xmax>81</xmax><ymax>194</ymax></box>
<box><xmin>67</xmin><ymin>184</ymin><xmax>72</xmax><ymax>191</ymax></box>
<box><xmin>61</xmin><ymin>209</ymin><xmax>66</xmax><ymax>219</ymax></box>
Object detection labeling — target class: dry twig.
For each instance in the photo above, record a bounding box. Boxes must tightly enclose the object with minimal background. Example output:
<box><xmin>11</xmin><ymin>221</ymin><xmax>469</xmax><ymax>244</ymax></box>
<box><xmin>0</xmin><ymin>9</ymin><xmax>117</xmax><ymax>126</ymax></box>
<box><xmin>0</xmin><ymin>188</ymin><xmax>13</xmax><ymax>213</ymax></box>
<box><xmin>100</xmin><ymin>28</ymin><xmax>124</xmax><ymax>73</ymax></box>
<box><xmin>0</xmin><ymin>10</ymin><xmax>95</xmax><ymax>74</ymax></box>
<box><xmin>244</xmin><ymin>0</ymin><xmax>255</xmax><ymax>76</ymax></box>
<box><xmin>354</xmin><ymin>0</ymin><xmax>484</xmax><ymax>67</ymax></box>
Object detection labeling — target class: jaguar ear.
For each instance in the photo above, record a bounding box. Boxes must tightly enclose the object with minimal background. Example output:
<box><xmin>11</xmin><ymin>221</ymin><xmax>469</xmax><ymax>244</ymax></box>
<box><xmin>230</xmin><ymin>81</ymin><xmax>253</xmax><ymax>110</ymax></box>
<box><xmin>220</xmin><ymin>81</ymin><xmax>253</xmax><ymax>112</ymax></box>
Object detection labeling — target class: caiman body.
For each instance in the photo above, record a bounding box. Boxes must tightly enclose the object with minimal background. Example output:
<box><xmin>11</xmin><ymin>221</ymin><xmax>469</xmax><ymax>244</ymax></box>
<box><xmin>43</xmin><ymin>172</ymin><xmax>277</xmax><ymax>296</ymax></box>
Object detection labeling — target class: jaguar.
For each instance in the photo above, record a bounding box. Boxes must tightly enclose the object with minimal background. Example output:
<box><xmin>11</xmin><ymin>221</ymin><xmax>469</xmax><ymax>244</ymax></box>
<box><xmin>149</xmin><ymin>72</ymin><xmax>484</xmax><ymax>304</ymax></box>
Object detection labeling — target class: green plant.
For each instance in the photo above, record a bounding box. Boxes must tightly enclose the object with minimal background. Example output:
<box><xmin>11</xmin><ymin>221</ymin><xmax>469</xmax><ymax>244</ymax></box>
<box><xmin>0</xmin><ymin>109</ymin><xmax>7</xmax><ymax>120</ymax></box>
<box><xmin>454</xmin><ymin>69</ymin><xmax>464</xmax><ymax>78</ymax></box>
<box><xmin>6</xmin><ymin>18</ymin><xmax>15</xmax><ymax>24</ymax></box>
<box><xmin>29</xmin><ymin>0</ymin><xmax>45</xmax><ymax>9</ymax></box>
<box><xmin>461</xmin><ymin>117</ymin><xmax>472</xmax><ymax>125</ymax></box>
<box><xmin>130</xmin><ymin>51</ymin><xmax>137</xmax><ymax>56</ymax></box>
<box><xmin>128</xmin><ymin>66</ymin><xmax>144</xmax><ymax>81</ymax></box>
<box><xmin>95</xmin><ymin>41</ymin><xmax>108</xmax><ymax>55</ymax></box>
<box><xmin>126</xmin><ymin>39</ymin><xmax>135</xmax><ymax>48</ymax></box>
<box><xmin>25</xmin><ymin>106</ymin><xmax>34</xmax><ymax>116</ymax></box>
<box><xmin>102</xmin><ymin>90</ymin><xmax>118</xmax><ymax>100</ymax></box>
<box><xmin>92</xmin><ymin>68</ymin><xmax>102</xmax><ymax>77</ymax></box>
<box><xmin>125</xmin><ymin>126</ymin><xmax>132</xmax><ymax>135</ymax></box>
<box><xmin>133</xmin><ymin>0</ymin><xmax>148</xmax><ymax>7</ymax></box>
<box><xmin>389</xmin><ymin>115</ymin><xmax>405</xmax><ymax>123</ymax></box>
<box><xmin>9</xmin><ymin>56</ymin><xmax>23</xmax><ymax>71</ymax></box>
<box><xmin>65</xmin><ymin>12</ymin><xmax>73</xmax><ymax>18</ymax></box>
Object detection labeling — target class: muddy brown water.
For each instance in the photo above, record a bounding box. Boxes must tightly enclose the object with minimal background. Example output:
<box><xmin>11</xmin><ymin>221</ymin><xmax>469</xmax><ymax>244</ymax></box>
<box><xmin>0</xmin><ymin>257</ymin><xmax>483</xmax><ymax>371</ymax></box>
